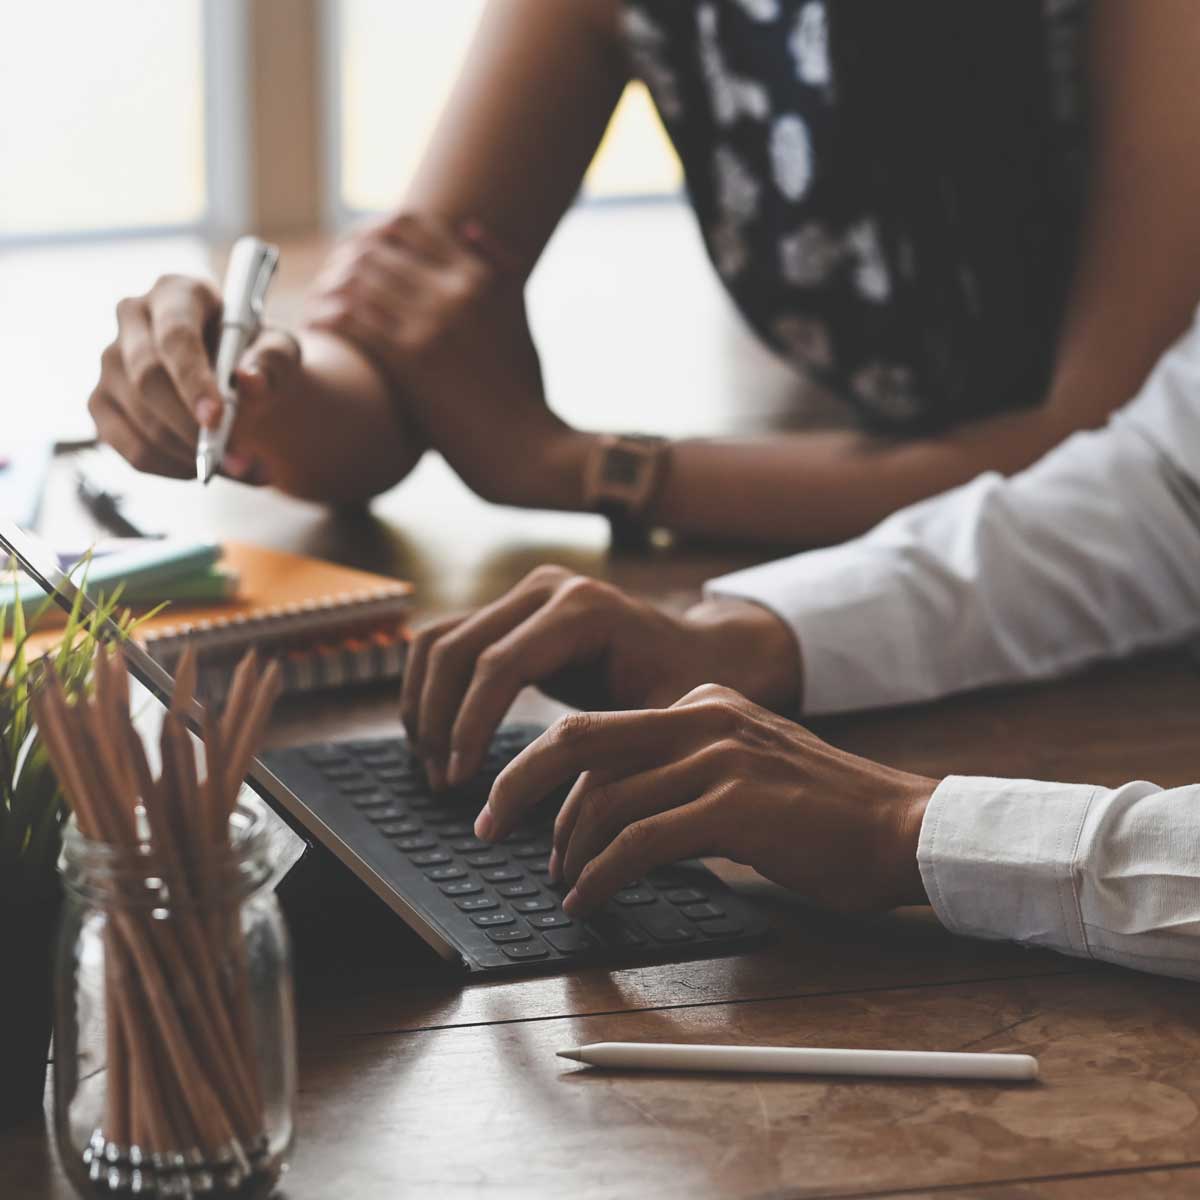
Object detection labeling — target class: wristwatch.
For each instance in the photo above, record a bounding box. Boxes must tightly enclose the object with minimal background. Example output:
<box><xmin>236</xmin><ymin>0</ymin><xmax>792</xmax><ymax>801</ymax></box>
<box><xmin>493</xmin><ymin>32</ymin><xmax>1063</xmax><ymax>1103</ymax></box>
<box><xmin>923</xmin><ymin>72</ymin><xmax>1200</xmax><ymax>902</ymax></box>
<box><xmin>582</xmin><ymin>434</ymin><xmax>670</xmax><ymax>548</ymax></box>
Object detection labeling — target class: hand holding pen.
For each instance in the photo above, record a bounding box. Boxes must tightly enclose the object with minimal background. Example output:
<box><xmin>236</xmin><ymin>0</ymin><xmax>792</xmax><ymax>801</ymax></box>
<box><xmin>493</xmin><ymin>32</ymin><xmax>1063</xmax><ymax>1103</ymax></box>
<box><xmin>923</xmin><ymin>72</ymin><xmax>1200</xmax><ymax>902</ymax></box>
<box><xmin>197</xmin><ymin>237</ymin><xmax>279</xmax><ymax>483</ymax></box>
<box><xmin>89</xmin><ymin>239</ymin><xmax>291</xmax><ymax>485</ymax></box>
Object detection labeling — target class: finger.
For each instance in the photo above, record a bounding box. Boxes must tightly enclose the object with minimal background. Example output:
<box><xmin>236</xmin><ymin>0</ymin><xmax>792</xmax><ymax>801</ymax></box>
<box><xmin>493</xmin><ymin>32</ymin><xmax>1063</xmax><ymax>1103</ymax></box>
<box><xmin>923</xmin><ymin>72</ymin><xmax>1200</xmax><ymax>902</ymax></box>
<box><xmin>379</xmin><ymin>213</ymin><xmax>462</xmax><ymax>265</ymax></box>
<box><xmin>147</xmin><ymin>278</ymin><xmax>222</xmax><ymax>428</ymax></box>
<box><xmin>458</xmin><ymin>220</ymin><xmax>523</xmax><ymax>275</ymax></box>
<box><xmin>564</xmin><ymin>799</ymin><xmax>724</xmax><ymax>916</ymax></box>
<box><xmin>417</xmin><ymin>584</ymin><xmax>554</xmax><ymax>780</ymax></box>
<box><xmin>116</xmin><ymin>300</ymin><xmax>201</xmax><ymax>448</ymax></box>
<box><xmin>447</xmin><ymin>592</ymin><xmax>614</xmax><ymax>788</ymax></box>
<box><xmin>399</xmin><ymin>615</ymin><xmax>463</xmax><ymax>747</ymax></box>
<box><xmin>88</xmin><ymin>386</ymin><xmax>194</xmax><ymax>480</ymax></box>
<box><xmin>557</xmin><ymin>748</ymin><xmax>721</xmax><ymax>887</ymax></box>
<box><xmin>482</xmin><ymin>705</ymin><xmax>721</xmax><ymax>842</ymax></box>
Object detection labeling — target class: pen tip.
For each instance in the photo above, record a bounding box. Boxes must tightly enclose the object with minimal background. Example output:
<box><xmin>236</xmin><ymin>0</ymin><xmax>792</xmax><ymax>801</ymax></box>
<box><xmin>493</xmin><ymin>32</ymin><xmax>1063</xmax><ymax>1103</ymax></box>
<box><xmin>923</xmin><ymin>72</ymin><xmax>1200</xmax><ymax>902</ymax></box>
<box><xmin>556</xmin><ymin>1048</ymin><xmax>582</xmax><ymax>1062</ymax></box>
<box><xmin>196</xmin><ymin>454</ymin><xmax>217</xmax><ymax>485</ymax></box>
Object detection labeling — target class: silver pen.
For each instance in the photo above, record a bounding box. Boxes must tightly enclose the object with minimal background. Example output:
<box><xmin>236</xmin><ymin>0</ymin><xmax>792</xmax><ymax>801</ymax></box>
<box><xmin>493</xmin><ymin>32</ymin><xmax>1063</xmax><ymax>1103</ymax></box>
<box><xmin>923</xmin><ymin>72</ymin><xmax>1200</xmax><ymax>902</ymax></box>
<box><xmin>196</xmin><ymin>236</ymin><xmax>280</xmax><ymax>484</ymax></box>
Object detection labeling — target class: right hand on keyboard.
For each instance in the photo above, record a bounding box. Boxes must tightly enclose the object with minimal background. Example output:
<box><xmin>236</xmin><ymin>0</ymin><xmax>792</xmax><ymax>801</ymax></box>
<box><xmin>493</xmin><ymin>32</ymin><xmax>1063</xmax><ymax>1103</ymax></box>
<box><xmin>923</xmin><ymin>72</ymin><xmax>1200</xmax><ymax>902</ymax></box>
<box><xmin>400</xmin><ymin>565</ymin><xmax>801</xmax><ymax>790</ymax></box>
<box><xmin>89</xmin><ymin>273</ymin><xmax>300</xmax><ymax>483</ymax></box>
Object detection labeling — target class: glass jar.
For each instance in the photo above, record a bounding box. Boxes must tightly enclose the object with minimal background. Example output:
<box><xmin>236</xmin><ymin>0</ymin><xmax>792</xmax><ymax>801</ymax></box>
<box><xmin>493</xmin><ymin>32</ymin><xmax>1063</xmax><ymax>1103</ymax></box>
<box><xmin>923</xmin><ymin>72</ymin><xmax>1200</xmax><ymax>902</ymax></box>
<box><xmin>54</xmin><ymin>795</ymin><xmax>296</xmax><ymax>1198</ymax></box>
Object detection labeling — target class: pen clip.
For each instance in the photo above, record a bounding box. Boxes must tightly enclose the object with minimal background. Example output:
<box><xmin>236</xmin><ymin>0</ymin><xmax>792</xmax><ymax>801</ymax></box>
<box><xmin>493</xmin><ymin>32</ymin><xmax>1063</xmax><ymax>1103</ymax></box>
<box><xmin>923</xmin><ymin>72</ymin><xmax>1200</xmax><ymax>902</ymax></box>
<box><xmin>248</xmin><ymin>245</ymin><xmax>280</xmax><ymax>329</ymax></box>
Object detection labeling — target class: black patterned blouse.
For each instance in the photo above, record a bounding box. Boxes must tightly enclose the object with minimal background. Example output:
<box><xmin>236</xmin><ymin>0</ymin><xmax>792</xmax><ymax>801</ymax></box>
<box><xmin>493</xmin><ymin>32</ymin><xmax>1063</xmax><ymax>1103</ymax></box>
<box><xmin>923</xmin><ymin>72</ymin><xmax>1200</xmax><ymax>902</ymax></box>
<box><xmin>620</xmin><ymin>0</ymin><xmax>1092</xmax><ymax>431</ymax></box>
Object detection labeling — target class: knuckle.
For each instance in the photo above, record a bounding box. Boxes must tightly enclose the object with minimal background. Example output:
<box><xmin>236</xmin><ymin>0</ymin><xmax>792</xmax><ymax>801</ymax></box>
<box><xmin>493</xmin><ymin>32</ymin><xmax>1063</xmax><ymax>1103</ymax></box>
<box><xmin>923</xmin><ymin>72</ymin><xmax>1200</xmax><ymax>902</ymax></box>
<box><xmin>158</xmin><ymin>320</ymin><xmax>198</xmax><ymax>355</ymax></box>
<box><xmin>114</xmin><ymin>297</ymin><xmax>143</xmax><ymax>325</ymax></box>
<box><xmin>555</xmin><ymin>575</ymin><xmax>607</xmax><ymax>606</ymax></box>
<box><xmin>617</xmin><ymin>819</ymin><xmax>655</xmax><ymax>858</ymax></box>
<box><xmin>551</xmin><ymin>710</ymin><xmax>599</xmax><ymax>748</ymax></box>
<box><xmin>474</xmin><ymin>644</ymin><xmax>511</xmax><ymax>683</ymax></box>
<box><xmin>127</xmin><ymin>355</ymin><xmax>163</xmax><ymax>395</ymax></box>
<box><xmin>99</xmin><ymin>341</ymin><xmax>122</xmax><ymax>372</ymax></box>
<box><xmin>526</xmin><ymin>564</ymin><xmax>568</xmax><ymax>590</ymax></box>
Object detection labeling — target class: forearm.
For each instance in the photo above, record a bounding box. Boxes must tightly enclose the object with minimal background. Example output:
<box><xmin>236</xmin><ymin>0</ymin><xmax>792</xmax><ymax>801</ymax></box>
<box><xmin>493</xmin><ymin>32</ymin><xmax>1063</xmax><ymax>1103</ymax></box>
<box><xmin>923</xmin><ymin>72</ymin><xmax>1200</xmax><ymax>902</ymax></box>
<box><xmin>267</xmin><ymin>329</ymin><xmax>424</xmax><ymax>505</ymax></box>
<box><xmin>650</xmin><ymin>404</ymin><xmax>1070</xmax><ymax>547</ymax></box>
<box><xmin>707</xmin><ymin>310</ymin><xmax>1200</xmax><ymax>714</ymax></box>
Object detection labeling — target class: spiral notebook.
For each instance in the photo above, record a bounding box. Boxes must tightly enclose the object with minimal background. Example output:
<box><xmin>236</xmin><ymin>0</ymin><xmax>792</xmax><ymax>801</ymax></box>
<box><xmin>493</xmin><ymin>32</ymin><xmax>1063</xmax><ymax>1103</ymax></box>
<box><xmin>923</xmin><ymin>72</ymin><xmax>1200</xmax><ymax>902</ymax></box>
<box><xmin>130</xmin><ymin>543</ymin><xmax>413</xmax><ymax>703</ymax></box>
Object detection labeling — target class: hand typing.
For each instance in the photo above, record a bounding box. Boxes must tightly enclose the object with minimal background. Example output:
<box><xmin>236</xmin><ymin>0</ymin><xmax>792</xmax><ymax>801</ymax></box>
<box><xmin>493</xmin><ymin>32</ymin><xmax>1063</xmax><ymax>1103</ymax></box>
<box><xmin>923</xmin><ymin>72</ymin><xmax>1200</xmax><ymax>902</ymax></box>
<box><xmin>400</xmin><ymin>565</ymin><xmax>802</xmax><ymax>790</ymax></box>
<box><xmin>476</xmin><ymin>684</ymin><xmax>935</xmax><ymax>917</ymax></box>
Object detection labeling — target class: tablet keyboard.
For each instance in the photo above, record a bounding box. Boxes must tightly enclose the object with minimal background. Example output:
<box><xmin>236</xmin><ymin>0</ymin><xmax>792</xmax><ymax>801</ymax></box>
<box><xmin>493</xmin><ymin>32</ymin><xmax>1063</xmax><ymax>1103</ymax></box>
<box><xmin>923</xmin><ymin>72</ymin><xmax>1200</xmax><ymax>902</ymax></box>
<box><xmin>262</xmin><ymin>724</ymin><xmax>769</xmax><ymax>973</ymax></box>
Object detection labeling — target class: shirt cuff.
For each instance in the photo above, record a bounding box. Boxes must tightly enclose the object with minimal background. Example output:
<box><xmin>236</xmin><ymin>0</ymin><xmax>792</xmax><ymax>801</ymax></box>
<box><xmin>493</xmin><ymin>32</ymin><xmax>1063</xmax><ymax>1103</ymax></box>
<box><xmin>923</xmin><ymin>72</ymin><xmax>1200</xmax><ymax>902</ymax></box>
<box><xmin>705</xmin><ymin>544</ymin><xmax>927</xmax><ymax>715</ymax></box>
<box><xmin>917</xmin><ymin>775</ymin><xmax>1100</xmax><ymax>958</ymax></box>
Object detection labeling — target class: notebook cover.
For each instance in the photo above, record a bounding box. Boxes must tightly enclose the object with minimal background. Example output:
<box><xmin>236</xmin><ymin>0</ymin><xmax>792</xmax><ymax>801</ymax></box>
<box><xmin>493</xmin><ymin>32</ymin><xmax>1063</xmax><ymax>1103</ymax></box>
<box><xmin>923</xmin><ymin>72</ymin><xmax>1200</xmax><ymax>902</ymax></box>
<box><xmin>10</xmin><ymin>542</ymin><xmax>413</xmax><ymax>671</ymax></box>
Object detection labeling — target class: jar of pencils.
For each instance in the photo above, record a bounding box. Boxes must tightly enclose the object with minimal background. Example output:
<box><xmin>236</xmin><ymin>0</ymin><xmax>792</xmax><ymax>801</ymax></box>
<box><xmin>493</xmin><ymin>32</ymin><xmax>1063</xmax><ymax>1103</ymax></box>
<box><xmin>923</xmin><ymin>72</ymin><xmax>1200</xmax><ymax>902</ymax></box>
<box><xmin>54</xmin><ymin>797</ymin><xmax>295</xmax><ymax>1198</ymax></box>
<box><xmin>43</xmin><ymin>647</ymin><xmax>295</xmax><ymax>1198</ymax></box>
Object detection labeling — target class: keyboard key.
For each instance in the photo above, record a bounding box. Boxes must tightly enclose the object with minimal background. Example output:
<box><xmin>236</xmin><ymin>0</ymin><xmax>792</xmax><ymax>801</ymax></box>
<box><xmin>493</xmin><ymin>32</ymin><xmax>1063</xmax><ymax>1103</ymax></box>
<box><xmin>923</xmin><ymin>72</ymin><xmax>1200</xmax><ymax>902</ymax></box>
<box><xmin>449</xmin><ymin>837</ymin><xmax>489</xmax><ymax>854</ymax></box>
<box><xmin>410</xmin><ymin>850</ymin><xmax>452</xmax><ymax>867</ymax></box>
<box><xmin>426</xmin><ymin>866</ymin><xmax>467</xmax><ymax>882</ymax></box>
<box><xmin>501</xmin><ymin>942</ymin><xmax>549</xmax><ymax>961</ymax></box>
<box><xmin>350</xmin><ymin>791</ymin><xmax>396</xmax><ymax>810</ymax></box>
<box><xmin>487</xmin><ymin>928</ymin><xmax>532</xmax><ymax>944</ymax></box>
<box><xmin>377</xmin><ymin>820</ymin><xmax>422</xmax><ymax>837</ymax></box>
<box><xmin>481</xmin><ymin>867</ymin><xmax>522</xmax><ymax>884</ymax></box>
<box><xmin>376</xmin><ymin>767</ymin><xmax>416</xmax><ymax>783</ymax></box>
<box><xmin>528</xmin><ymin>912</ymin><xmax>572</xmax><ymax>929</ymax></box>
<box><xmin>512</xmin><ymin>842</ymin><xmax>551</xmax><ymax>859</ymax></box>
<box><xmin>389</xmin><ymin>780</ymin><xmax>429</xmax><ymax>799</ymax></box>
<box><xmin>358</xmin><ymin>748</ymin><xmax>403</xmax><ymax>766</ymax></box>
<box><xmin>664</xmin><ymin>888</ymin><xmax>707</xmax><ymax>906</ymax></box>
<box><xmin>542</xmin><ymin>926</ymin><xmax>597</xmax><ymax>955</ymax></box>
<box><xmin>339</xmin><ymin>779</ymin><xmax>382</xmax><ymax>794</ymax></box>
<box><xmin>325</xmin><ymin>765</ymin><xmax>366</xmax><ymax>781</ymax></box>
<box><xmin>681</xmin><ymin>902</ymin><xmax>725</xmax><ymax>922</ymax></box>
<box><xmin>696</xmin><ymin>917</ymin><xmax>743</xmax><ymax>937</ymax></box>
<box><xmin>613</xmin><ymin>889</ymin><xmax>657</xmax><ymax>906</ymax></box>
<box><xmin>512</xmin><ymin>896</ymin><xmax>556</xmax><ymax>914</ymax></box>
<box><xmin>435</xmin><ymin>821</ymin><xmax>474</xmax><ymax>837</ymax></box>
<box><xmin>393</xmin><ymin>835</ymin><xmax>436</xmax><ymax>854</ymax></box>
<box><xmin>364</xmin><ymin>805</ymin><xmax>407</xmax><ymax>823</ymax></box>
<box><xmin>394</xmin><ymin>835</ymin><xmax>436</xmax><ymax>852</ymax></box>
<box><xmin>303</xmin><ymin>745</ymin><xmax>348</xmax><ymax>766</ymax></box>
<box><xmin>638</xmin><ymin>913</ymin><xmax>696</xmax><ymax>943</ymax></box>
<box><xmin>456</xmin><ymin>896</ymin><xmax>498</xmax><ymax>912</ymax></box>
<box><xmin>472</xmin><ymin>912</ymin><xmax>515</xmax><ymax>928</ymax></box>
<box><xmin>497</xmin><ymin>882</ymin><xmax>539</xmax><ymax>899</ymax></box>
<box><xmin>441</xmin><ymin>880</ymin><xmax>482</xmax><ymax>897</ymax></box>
<box><xmin>423</xmin><ymin>811</ymin><xmax>465</xmax><ymax>826</ymax></box>
<box><xmin>465</xmin><ymin>853</ymin><xmax>507</xmax><ymax>868</ymax></box>
<box><xmin>524</xmin><ymin>857</ymin><xmax>551</xmax><ymax>875</ymax></box>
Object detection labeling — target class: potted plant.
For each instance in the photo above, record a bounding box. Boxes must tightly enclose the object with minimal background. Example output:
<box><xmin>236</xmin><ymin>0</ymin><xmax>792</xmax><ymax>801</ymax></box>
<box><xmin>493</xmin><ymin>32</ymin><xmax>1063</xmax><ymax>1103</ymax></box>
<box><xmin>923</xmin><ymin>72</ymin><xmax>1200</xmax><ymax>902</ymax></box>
<box><xmin>0</xmin><ymin>578</ymin><xmax>138</xmax><ymax>1128</ymax></box>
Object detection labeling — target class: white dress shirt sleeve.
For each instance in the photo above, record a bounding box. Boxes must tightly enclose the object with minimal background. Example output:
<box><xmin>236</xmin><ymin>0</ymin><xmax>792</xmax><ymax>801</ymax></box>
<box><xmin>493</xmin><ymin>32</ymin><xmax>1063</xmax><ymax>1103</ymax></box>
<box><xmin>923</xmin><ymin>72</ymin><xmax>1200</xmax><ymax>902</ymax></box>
<box><xmin>706</xmin><ymin>307</ymin><xmax>1200</xmax><ymax>716</ymax></box>
<box><xmin>920</xmin><ymin>776</ymin><xmax>1200</xmax><ymax>981</ymax></box>
<box><xmin>705</xmin><ymin>307</ymin><xmax>1200</xmax><ymax>978</ymax></box>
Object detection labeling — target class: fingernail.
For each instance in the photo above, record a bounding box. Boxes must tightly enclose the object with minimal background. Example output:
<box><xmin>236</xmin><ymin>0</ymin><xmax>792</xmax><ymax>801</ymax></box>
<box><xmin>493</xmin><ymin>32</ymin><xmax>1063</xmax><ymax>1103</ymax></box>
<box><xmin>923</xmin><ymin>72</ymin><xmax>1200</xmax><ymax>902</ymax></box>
<box><xmin>561</xmin><ymin>888</ymin><xmax>580</xmax><ymax>916</ymax></box>
<box><xmin>447</xmin><ymin>751</ymin><xmax>466</xmax><ymax>787</ymax></box>
<box><xmin>547</xmin><ymin>847</ymin><xmax>561</xmax><ymax>883</ymax></box>
<box><xmin>474</xmin><ymin>805</ymin><xmax>496</xmax><ymax>841</ymax></box>
<box><xmin>196</xmin><ymin>398</ymin><xmax>220</xmax><ymax>426</ymax></box>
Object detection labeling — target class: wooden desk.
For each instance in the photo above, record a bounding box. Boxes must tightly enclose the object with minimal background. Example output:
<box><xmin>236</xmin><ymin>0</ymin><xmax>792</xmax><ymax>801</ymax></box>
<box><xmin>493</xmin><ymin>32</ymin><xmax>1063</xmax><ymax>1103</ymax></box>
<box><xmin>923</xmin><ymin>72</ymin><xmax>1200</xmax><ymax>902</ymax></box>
<box><xmin>6</xmin><ymin>219</ymin><xmax>1200</xmax><ymax>1197</ymax></box>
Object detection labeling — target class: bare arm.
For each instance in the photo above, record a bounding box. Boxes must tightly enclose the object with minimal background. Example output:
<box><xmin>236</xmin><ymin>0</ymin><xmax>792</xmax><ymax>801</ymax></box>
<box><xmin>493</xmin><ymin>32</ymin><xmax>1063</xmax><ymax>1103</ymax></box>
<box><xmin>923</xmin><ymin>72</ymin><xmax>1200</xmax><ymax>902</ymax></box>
<box><xmin>647</xmin><ymin>0</ymin><xmax>1200</xmax><ymax>545</ymax></box>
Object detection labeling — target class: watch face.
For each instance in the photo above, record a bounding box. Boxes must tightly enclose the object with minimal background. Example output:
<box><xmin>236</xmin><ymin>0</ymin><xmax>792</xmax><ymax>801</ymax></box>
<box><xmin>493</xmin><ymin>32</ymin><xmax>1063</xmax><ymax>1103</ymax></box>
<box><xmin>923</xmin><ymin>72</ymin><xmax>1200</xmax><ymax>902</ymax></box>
<box><xmin>602</xmin><ymin>446</ymin><xmax>643</xmax><ymax>487</ymax></box>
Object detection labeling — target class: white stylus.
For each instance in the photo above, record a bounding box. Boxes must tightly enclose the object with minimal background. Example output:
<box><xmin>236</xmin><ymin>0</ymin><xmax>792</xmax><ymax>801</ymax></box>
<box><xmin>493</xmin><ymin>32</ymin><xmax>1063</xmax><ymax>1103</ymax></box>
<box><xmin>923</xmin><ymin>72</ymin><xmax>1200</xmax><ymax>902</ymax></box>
<box><xmin>195</xmin><ymin>236</ymin><xmax>279</xmax><ymax>484</ymax></box>
<box><xmin>556</xmin><ymin>1042</ymin><xmax>1039</xmax><ymax>1081</ymax></box>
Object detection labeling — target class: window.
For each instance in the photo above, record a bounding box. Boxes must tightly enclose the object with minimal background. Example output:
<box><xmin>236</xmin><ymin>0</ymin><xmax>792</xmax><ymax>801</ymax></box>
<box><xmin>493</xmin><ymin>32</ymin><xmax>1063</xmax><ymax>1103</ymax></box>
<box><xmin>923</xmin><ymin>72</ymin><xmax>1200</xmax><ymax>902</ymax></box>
<box><xmin>0</xmin><ymin>1</ymin><xmax>207</xmax><ymax>239</ymax></box>
<box><xmin>333</xmin><ymin>0</ymin><xmax>681</xmax><ymax>219</ymax></box>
